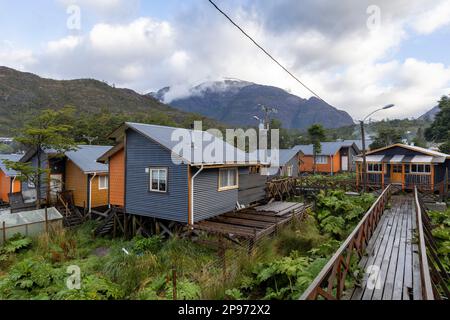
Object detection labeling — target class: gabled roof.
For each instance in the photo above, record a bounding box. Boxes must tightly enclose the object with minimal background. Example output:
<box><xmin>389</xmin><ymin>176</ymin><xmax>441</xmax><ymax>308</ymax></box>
<box><xmin>340</xmin><ymin>140</ymin><xmax>368</xmax><ymax>151</ymax></box>
<box><xmin>65</xmin><ymin>145</ymin><xmax>112</xmax><ymax>174</ymax></box>
<box><xmin>294</xmin><ymin>141</ymin><xmax>352</xmax><ymax>156</ymax></box>
<box><xmin>0</xmin><ymin>154</ymin><xmax>22</xmax><ymax>177</ymax></box>
<box><xmin>362</xmin><ymin>143</ymin><xmax>450</xmax><ymax>158</ymax></box>
<box><xmin>103</xmin><ymin>122</ymin><xmax>256</xmax><ymax>166</ymax></box>
<box><xmin>278</xmin><ymin>148</ymin><xmax>301</xmax><ymax>166</ymax></box>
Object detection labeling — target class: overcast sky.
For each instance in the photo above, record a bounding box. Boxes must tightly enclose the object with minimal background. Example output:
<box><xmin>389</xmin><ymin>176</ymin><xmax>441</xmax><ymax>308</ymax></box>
<box><xmin>1</xmin><ymin>0</ymin><xmax>449</xmax><ymax>120</ymax></box>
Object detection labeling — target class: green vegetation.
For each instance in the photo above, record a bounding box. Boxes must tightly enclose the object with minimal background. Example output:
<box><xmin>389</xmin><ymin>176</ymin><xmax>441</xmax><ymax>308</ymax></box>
<box><xmin>307</xmin><ymin>124</ymin><xmax>326</xmax><ymax>173</ymax></box>
<box><xmin>0</xmin><ymin>191</ymin><xmax>376</xmax><ymax>300</ymax></box>
<box><xmin>425</xmin><ymin>95</ymin><xmax>450</xmax><ymax>153</ymax></box>
<box><xmin>427</xmin><ymin>208</ymin><xmax>450</xmax><ymax>280</ymax></box>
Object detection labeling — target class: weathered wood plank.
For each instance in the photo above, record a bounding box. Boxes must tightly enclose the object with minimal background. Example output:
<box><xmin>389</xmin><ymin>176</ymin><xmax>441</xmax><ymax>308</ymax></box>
<box><xmin>392</xmin><ymin>199</ymin><xmax>410</xmax><ymax>300</ymax></box>
<box><xmin>403</xmin><ymin>203</ymin><xmax>413</xmax><ymax>300</ymax></box>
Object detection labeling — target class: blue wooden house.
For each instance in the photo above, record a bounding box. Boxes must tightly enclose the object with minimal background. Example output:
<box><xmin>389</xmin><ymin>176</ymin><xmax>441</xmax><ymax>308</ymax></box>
<box><xmin>98</xmin><ymin>122</ymin><xmax>263</xmax><ymax>225</ymax></box>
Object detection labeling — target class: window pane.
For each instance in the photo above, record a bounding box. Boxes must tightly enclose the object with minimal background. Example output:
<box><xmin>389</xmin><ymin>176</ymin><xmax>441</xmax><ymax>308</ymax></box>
<box><xmin>151</xmin><ymin>170</ymin><xmax>158</xmax><ymax>190</ymax></box>
<box><xmin>220</xmin><ymin>170</ymin><xmax>228</xmax><ymax>187</ymax></box>
<box><xmin>229</xmin><ymin>170</ymin><xmax>236</xmax><ymax>186</ymax></box>
<box><xmin>425</xmin><ymin>165</ymin><xmax>431</xmax><ymax>173</ymax></box>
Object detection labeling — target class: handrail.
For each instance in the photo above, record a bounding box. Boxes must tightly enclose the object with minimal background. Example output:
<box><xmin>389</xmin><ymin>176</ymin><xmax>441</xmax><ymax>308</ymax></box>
<box><xmin>414</xmin><ymin>187</ymin><xmax>450</xmax><ymax>300</ymax></box>
<box><xmin>300</xmin><ymin>184</ymin><xmax>392</xmax><ymax>300</ymax></box>
<box><xmin>413</xmin><ymin>188</ymin><xmax>434</xmax><ymax>300</ymax></box>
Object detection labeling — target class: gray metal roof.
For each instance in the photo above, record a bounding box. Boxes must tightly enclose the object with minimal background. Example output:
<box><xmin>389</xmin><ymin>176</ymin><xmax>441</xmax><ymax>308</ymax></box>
<box><xmin>126</xmin><ymin>122</ymin><xmax>252</xmax><ymax>165</ymax></box>
<box><xmin>65</xmin><ymin>145</ymin><xmax>112</xmax><ymax>173</ymax></box>
<box><xmin>0</xmin><ymin>154</ymin><xmax>22</xmax><ymax>177</ymax></box>
<box><xmin>295</xmin><ymin>142</ymin><xmax>348</xmax><ymax>156</ymax></box>
<box><xmin>341</xmin><ymin>139</ymin><xmax>372</xmax><ymax>151</ymax></box>
<box><xmin>278</xmin><ymin>149</ymin><xmax>301</xmax><ymax>166</ymax></box>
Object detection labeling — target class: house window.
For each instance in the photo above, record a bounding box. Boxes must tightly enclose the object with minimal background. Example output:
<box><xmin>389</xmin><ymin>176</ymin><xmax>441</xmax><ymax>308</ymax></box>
<box><xmin>316</xmin><ymin>156</ymin><xmax>328</xmax><ymax>164</ymax></box>
<box><xmin>286</xmin><ymin>165</ymin><xmax>293</xmax><ymax>177</ymax></box>
<box><xmin>249</xmin><ymin>166</ymin><xmax>260</xmax><ymax>174</ymax></box>
<box><xmin>27</xmin><ymin>181</ymin><xmax>35</xmax><ymax>189</ymax></box>
<box><xmin>410</xmin><ymin>164</ymin><xmax>431</xmax><ymax>174</ymax></box>
<box><xmin>98</xmin><ymin>176</ymin><xmax>108</xmax><ymax>190</ymax></box>
<box><xmin>149</xmin><ymin>168</ymin><xmax>168</xmax><ymax>192</ymax></box>
<box><xmin>367</xmin><ymin>163</ymin><xmax>382</xmax><ymax>172</ymax></box>
<box><xmin>392</xmin><ymin>165</ymin><xmax>402</xmax><ymax>173</ymax></box>
<box><xmin>219</xmin><ymin>168</ymin><xmax>238</xmax><ymax>191</ymax></box>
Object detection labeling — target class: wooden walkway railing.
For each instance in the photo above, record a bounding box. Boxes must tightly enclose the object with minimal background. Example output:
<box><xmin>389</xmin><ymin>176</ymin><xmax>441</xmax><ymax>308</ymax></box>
<box><xmin>414</xmin><ymin>188</ymin><xmax>450</xmax><ymax>300</ymax></box>
<box><xmin>299</xmin><ymin>184</ymin><xmax>393</xmax><ymax>300</ymax></box>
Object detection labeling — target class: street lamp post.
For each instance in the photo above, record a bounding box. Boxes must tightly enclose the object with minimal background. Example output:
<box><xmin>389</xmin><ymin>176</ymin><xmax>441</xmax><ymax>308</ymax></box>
<box><xmin>360</xmin><ymin>104</ymin><xmax>395</xmax><ymax>192</ymax></box>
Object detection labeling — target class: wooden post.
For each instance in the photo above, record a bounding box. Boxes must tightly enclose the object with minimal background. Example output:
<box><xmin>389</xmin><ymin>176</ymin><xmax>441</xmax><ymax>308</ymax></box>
<box><xmin>172</xmin><ymin>266</ymin><xmax>177</xmax><ymax>300</ymax></box>
<box><xmin>445</xmin><ymin>168</ymin><xmax>449</xmax><ymax>201</ymax></box>
<box><xmin>44</xmin><ymin>207</ymin><xmax>49</xmax><ymax>233</ymax></box>
<box><xmin>381</xmin><ymin>164</ymin><xmax>385</xmax><ymax>189</ymax></box>
<box><xmin>2</xmin><ymin>221</ymin><xmax>6</xmax><ymax>244</ymax></box>
<box><xmin>402</xmin><ymin>164</ymin><xmax>405</xmax><ymax>191</ymax></box>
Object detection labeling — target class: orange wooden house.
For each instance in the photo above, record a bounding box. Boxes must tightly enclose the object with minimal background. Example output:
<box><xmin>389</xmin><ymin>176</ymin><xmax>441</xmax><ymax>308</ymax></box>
<box><xmin>20</xmin><ymin>145</ymin><xmax>112</xmax><ymax>210</ymax></box>
<box><xmin>97</xmin><ymin>142</ymin><xmax>125</xmax><ymax>208</ymax></box>
<box><xmin>295</xmin><ymin>141</ymin><xmax>360</xmax><ymax>174</ymax></box>
<box><xmin>0</xmin><ymin>154</ymin><xmax>22</xmax><ymax>203</ymax></box>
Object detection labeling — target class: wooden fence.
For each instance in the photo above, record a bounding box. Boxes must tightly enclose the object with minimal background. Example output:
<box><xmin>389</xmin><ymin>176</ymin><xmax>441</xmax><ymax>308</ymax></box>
<box><xmin>299</xmin><ymin>184</ymin><xmax>393</xmax><ymax>300</ymax></box>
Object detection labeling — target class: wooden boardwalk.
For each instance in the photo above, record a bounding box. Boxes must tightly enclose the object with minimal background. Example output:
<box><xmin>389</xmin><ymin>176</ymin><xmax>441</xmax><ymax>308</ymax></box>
<box><xmin>349</xmin><ymin>195</ymin><xmax>422</xmax><ymax>300</ymax></box>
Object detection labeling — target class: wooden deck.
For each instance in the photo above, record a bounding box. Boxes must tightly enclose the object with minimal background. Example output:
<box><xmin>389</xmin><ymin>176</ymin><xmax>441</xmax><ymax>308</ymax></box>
<box><xmin>194</xmin><ymin>202</ymin><xmax>307</xmax><ymax>240</ymax></box>
<box><xmin>349</xmin><ymin>195</ymin><xmax>422</xmax><ymax>300</ymax></box>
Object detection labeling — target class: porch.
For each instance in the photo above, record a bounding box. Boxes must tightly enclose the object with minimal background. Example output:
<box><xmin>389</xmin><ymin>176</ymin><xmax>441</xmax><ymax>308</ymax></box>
<box><xmin>356</xmin><ymin>162</ymin><xmax>436</xmax><ymax>191</ymax></box>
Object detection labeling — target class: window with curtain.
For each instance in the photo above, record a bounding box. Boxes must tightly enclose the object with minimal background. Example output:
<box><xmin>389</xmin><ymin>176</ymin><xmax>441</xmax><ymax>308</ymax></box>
<box><xmin>219</xmin><ymin>168</ymin><xmax>238</xmax><ymax>191</ymax></box>
<box><xmin>149</xmin><ymin>168</ymin><xmax>168</xmax><ymax>192</ymax></box>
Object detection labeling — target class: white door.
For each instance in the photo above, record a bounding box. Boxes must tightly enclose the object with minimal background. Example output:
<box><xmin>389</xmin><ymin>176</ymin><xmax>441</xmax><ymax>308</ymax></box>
<box><xmin>341</xmin><ymin>156</ymin><xmax>348</xmax><ymax>171</ymax></box>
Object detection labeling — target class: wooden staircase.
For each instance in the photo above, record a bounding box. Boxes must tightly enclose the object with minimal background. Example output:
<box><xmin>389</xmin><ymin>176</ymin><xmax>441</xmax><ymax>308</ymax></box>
<box><xmin>94</xmin><ymin>208</ymin><xmax>124</xmax><ymax>237</ymax></box>
<box><xmin>57</xmin><ymin>191</ymin><xmax>86</xmax><ymax>228</ymax></box>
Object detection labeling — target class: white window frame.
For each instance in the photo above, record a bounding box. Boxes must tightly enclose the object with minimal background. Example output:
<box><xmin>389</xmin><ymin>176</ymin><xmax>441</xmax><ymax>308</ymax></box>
<box><xmin>315</xmin><ymin>156</ymin><xmax>328</xmax><ymax>164</ymax></box>
<box><xmin>27</xmin><ymin>180</ymin><xmax>35</xmax><ymax>189</ymax></box>
<box><xmin>367</xmin><ymin>163</ymin><xmax>382</xmax><ymax>173</ymax></box>
<box><xmin>410</xmin><ymin>164</ymin><xmax>431</xmax><ymax>174</ymax></box>
<box><xmin>98</xmin><ymin>175</ymin><xmax>109</xmax><ymax>190</ymax></box>
<box><xmin>218</xmin><ymin>168</ymin><xmax>239</xmax><ymax>191</ymax></box>
<box><xmin>149</xmin><ymin>168</ymin><xmax>168</xmax><ymax>193</ymax></box>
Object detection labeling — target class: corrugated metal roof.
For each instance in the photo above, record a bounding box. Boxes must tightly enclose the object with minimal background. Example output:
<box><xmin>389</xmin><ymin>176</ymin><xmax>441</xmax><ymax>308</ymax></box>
<box><xmin>0</xmin><ymin>154</ymin><xmax>22</xmax><ymax>177</ymax></box>
<box><xmin>295</xmin><ymin>142</ymin><xmax>347</xmax><ymax>156</ymax></box>
<box><xmin>341</xmin><ymin>139</ymin><xmax>372</xmax><ymax>151</ymax></box>
<box><xmin>126</xmin><ymin>122</ymin><xmax>252</xmax><ymax>165</ymax></box>
<box><xmin>278</xmin><ymin>149</ymin><xmax>300</xmax><ymax>166</ymax></box>
<box><xmin>65</xmin><ymin>145</ymin><xmax>112</xmax><ymax>173</ymax></box>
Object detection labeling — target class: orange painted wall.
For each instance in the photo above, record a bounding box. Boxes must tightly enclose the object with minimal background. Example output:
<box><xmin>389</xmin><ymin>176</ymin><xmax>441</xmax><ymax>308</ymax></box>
<box><xmin>65</xmin><ymin>160</ymin><xmax>87</xmax><ymax>207</ymax></box>
<box><xmin>109</xmin><ymin>148</ymin><xmax>125</xmax><ymax>207</ymax></box>
<box><xmin>300</xmin><ymin>150</ymin><xmax>341</xmax><ymax>173</ymax></box>
<box><xmin>0</xmin><ymin>170</ymin><xmax>21</xmax><ymax>203</ymax></box>
<box><xmin>65</xmin><ymin>160</ymin><xmax>109</xmax><ymax>208</ymax></box>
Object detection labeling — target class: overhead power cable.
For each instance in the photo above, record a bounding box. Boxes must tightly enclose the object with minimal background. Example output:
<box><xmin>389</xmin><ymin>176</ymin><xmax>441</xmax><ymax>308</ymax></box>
<box><xmin>207</xmin><ymin>0</ymin><xmax>331</xmax><ymax>105</ymax></box>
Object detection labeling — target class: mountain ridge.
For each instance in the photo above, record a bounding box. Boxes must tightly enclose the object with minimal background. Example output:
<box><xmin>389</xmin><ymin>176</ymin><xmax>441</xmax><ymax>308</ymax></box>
<box><xmin>149</xmin><ymin>80</ymin><xmax>355</xmax><ymax>129</ymax></box>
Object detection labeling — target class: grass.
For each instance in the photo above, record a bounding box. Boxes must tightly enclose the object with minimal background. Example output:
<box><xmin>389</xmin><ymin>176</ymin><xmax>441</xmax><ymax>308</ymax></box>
<box><xmin>0</xmin><ymin>191</ymin><xmax>376</xmax><ymax>300</ymax></box>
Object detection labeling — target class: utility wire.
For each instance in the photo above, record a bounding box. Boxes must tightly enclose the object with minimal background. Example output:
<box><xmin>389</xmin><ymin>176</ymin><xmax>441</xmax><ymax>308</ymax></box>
<box><xmin>207</xmin><ymin>0</ymin><xmax>330</xmax><ymax>105</ymax></box>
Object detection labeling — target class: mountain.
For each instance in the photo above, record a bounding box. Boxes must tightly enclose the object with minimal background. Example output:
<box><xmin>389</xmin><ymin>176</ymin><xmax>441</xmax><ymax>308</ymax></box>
<box><xmin>419</xmin><ymin>106</ymin><xmax>439</xmax><ymax>121</ymax></box>
<box><xmin>149</xmin><ymin>80</ymin><xmax>355</xmax><ymax>130</ymax></box>
<box><xmin>0</xmin><ymin>66</ymin><xmax>216</xmax><ymax>135</ymax></box>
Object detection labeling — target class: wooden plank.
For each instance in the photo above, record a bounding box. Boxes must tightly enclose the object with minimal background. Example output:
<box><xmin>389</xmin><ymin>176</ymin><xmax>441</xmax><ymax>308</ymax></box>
<box><xmin>382</xmin><ymin>200</ymin><xmax>406</xmax><ymax>300</ymax></box>
<box><xmin>195</xmin><ymin>221</ymin><xmax>258</xmax><ymax>237</ymax></box>
<box><xmin>362</xmin><ymin>202</ymin><xmax>401</xmax><ymax>300</ymax></box>
<box><xmin>392</xmin><ymin>198</ymin><xmax>410</xmax><ymax>300</ymax></box>
<box><xmin>371</xmin><ymin>200</ymin><xmax>405</xmax><ymax>300</ymax></box>
<box><xmin>212</xmin><ymin>216</ymin><xmax>273</xmax><ymax>229</ymax></box>
<box><xmin>222</xmin><ymin>212</ymin><xmax>283</xmax><ymax>223</ymax></box>
<box><xmin>411</xmin><ymin>199</ymin><xmax>423</xmax><ymax>300</ymax></box>
<box><xmin>351</xmin><ymin>210</ymin><xmax>391</xmax><ymax>300</ymax></box>
<box><xmin>403</xmin><ymin>202</ymin><xmax>413</xmax><ymax>300</ymax></box>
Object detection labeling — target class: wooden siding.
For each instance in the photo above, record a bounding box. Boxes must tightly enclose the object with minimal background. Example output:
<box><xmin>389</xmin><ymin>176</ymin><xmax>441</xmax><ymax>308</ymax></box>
<box><xmin>300</xmin><ymin>150</ymin><xmax>341</xmax><ymax>174</ymax></box>
<box><xmin>65</xmin><ymin>160</ymin><xmax>88</xmax><ymax>208</ymax></box>
<box><xmin>109</xmin><ymin>148</ymin><xmax>125</xmax><ymax>207</ymax></box>
<box><xmin>280</xmin><ymin>154</ymin><xmax>300</xmax><ymax>177</ymax></box>
<box><xmin>0</xmin><ymin>170</ymin><xmax>20</xmax><ymax>202</ymax></box>
<box><xmin>65</xmin><ymin>160</ymin><xmax>108</xmax><ymax>208</ymax></box>
<box><xmin>238</xmin><ymin>168</ymin><xmax>267</xmax><ymax>205</ymax></box>
<box><xmin>89</xmin><ymin>174</ymin><xmax>109</xmax><ymax>208</ymax></box>
<box><xmin>193</xmin><ymin>167</ymin><xmax>238</xmax><ymax>222</ymax></box>
<box><xmin>125</xmin><ymin>129</ymin><xmax>189</xmax><ymax>223</ymax></box>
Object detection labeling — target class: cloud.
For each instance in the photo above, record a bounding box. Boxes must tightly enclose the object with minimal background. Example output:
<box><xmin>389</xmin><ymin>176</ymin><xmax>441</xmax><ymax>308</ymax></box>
<box><xmin>0</xmin><ymin>41</ymin><xmax>36</xmax><ymax>71</ymax></box>
<box><xmin>6</xmin><ymin>0</ymin><xmax>450</xmax><ymax>120</ymax></box>
<box><xmin>56</xmin><ymin>0</ymin><xmax>140</xmax><ymax>19</ymax></box>
<box><xmin>411</xmin><ymin>1</ymin><xmax>450</xmax><ymax>34</ymax></box>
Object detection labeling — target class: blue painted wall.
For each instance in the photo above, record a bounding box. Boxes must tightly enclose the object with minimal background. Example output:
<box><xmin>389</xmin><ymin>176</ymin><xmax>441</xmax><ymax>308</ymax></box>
<box><xmin>192</xmin><ymin>167</ymin><xmax>238</xmax><ymax>222</ymax></box>
<box><xmin>125</xmin><ymin>129</ymin><xmax>189</xmax><ymax>223</ymax></box>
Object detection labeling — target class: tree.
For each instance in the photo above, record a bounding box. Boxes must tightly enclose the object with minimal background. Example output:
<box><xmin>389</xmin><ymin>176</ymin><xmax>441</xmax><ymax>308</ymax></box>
<box><xmin>4</xmin><ymin>107</ymin><xmax>77</xmax><ymax>208</ymax></box>
<box><xmin>369</xmin><ymin>127</ymin><xmax>403</xmax><ymax>149</ymax></box>
<box><xmin>413</xmin><ymin>127</ymin><xmax>427</xmax><ymax>148</ymax></box>
<box><xmin>425</xmin><ymin>95</ymin><xmax>450</xmax><ymax>153</ymax></box>
<box><xmin>307</xmin><ymin>124</ymin><xmax>326</xmax><ymax>173</ymax></box>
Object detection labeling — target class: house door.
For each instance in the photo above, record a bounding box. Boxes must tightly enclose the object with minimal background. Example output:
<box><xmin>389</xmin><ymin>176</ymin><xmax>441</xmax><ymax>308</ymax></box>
<box><xmin>391</xmin><ymin>165</ymin><xmax>403</xmax><ymax>184</ymax></box>
<box><xmin>341</xmin><ymin>156</ymin><xmax>348</xmax><ymax>171</ymax></box>
<box><xmin>49</xmin><ymin>174</ymin><xmax>63</xmax><ymax>203</ymax></box>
